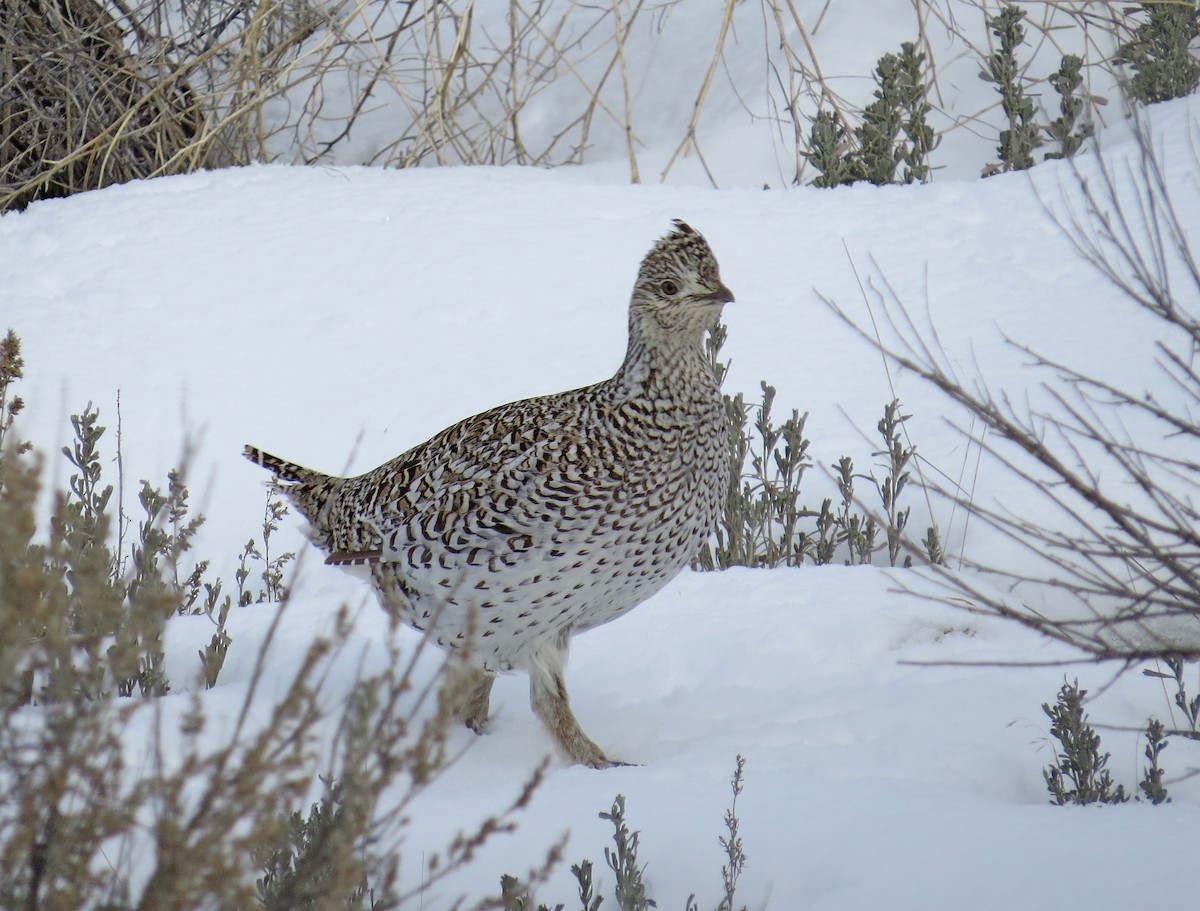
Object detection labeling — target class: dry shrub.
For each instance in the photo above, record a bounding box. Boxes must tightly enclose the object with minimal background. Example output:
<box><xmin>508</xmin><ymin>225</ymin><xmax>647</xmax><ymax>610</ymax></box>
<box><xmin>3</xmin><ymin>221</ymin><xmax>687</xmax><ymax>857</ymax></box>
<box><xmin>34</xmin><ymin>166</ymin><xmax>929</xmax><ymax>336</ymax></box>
<box><xmin>1</xmin><ymin>0</ymin><xmax>1172</xmax><ymax>209</ymax></box>
<box><xmin>1</xmin><ymin>0</ymin><xmax>204</xmax><ymax>210</ymax></box>
<box><xmin>0</xmin><ymin>334</ymin><xmax>546</xmax><ymax>906</ymax></box>
<box><xmin>0</xmin><ymin>0</ymin><xmax>423</xmax><ymax>211</ymax></box>
<box><xmin>822</xmin><ymin>113</ymin><xmax>1200</xmax><ymax>660</ymax></box>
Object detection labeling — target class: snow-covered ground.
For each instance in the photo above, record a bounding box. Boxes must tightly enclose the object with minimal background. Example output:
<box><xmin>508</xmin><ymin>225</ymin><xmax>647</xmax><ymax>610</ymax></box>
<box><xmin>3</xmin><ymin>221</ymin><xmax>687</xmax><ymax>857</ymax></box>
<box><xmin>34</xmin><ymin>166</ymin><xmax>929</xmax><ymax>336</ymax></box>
<box><xmin>4</xmin><ymin>4</ymin><xmax>1200</xmax><ymax>904</ymax></box>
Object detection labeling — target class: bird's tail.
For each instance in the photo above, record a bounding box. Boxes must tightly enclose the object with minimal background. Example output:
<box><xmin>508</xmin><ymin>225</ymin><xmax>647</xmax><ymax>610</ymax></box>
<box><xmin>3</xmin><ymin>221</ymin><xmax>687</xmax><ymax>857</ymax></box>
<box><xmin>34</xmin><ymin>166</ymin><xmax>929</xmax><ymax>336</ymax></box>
<box><xmin>243</xmin><ymin>445</ymin><xmax>316</xmax><ymax>484</ymax></box>
<box><xmin>243</xmin><ymin>444</ymin><xmax>339</xmax><ymax>532</ymax></box>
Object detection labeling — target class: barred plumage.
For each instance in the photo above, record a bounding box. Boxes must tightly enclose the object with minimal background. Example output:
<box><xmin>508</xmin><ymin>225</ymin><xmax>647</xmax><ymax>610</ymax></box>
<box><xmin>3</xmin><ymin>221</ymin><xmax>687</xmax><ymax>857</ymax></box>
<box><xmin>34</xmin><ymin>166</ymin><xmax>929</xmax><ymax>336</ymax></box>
<box><xmin>245</xmin><ymin>220</ymin><xmax>733</xmax><ymax>767</ymax></box>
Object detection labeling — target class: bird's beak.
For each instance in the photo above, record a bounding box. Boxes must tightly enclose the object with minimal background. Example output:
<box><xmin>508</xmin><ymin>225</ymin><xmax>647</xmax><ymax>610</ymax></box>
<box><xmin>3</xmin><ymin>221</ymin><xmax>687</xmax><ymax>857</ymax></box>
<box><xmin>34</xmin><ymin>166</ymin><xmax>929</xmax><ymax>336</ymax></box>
<box><xmin>706</xmin><ymin>282</ymin><xmax>735</xmax><ymax>305</ymax></box>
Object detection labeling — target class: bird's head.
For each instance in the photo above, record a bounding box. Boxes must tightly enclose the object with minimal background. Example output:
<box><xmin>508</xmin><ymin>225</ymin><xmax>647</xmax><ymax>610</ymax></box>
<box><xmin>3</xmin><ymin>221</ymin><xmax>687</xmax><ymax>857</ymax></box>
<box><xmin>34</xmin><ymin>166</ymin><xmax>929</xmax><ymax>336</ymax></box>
<box><xmin>629</xmin><ymin>219</ymin><xmax>734</xmax><ymax>334</ymax></box>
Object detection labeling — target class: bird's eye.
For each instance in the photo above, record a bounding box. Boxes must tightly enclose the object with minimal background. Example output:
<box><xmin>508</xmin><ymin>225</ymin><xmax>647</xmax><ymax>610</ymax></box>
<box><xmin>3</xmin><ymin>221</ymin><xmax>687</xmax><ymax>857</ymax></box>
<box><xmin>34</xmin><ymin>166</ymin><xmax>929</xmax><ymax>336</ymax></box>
<box><xmin>660</xmin><ymin>280</ymin><xmax>679</xmax><ymax>296</ymax></box>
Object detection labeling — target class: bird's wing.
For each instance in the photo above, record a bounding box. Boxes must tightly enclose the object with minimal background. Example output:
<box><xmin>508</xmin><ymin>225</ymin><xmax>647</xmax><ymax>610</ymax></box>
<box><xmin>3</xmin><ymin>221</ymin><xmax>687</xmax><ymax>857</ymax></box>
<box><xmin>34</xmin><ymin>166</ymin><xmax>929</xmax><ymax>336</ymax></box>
<box><xmin>324</xmin><ymin>392</ymin><xmax>617</xmax><ymax>578</ymax></box>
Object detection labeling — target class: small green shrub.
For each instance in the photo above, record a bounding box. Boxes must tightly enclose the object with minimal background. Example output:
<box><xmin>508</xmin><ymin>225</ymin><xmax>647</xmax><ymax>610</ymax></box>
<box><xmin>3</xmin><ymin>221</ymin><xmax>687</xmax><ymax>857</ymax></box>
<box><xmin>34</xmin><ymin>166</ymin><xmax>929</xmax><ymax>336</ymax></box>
<box><xmin>696</xmin><ymin>379</ymin><xmax>814</xmax><ymax>570</ymax></box>
<box><xmin>255</xmin><ymin>773</ymin><xmax>381</xmax><ymax>910</ymax></box>
<box><xmin>1139</xmin><ymin>718</ymin><xmax>1171</xmax><ymax>804</ymax></box>
<box><xmin>1040</xmin><ymin>676</ymin><xmax>1183</xmax><ymax>806</ymax></box>
<box><xmin>981</xmin><ymin>4</ymin><xmax>1043</xmax><ymax>175</ymax></box>
<box><xmin>0</xmin><ymin>384</ymin><xmax>235</xmax><ymax>703</ymax></box>
<box><xmin>920</xmin><ymin>523</ymin><xmax>946</xmax><ymax>566</ymax></box>
<box><xmin>237</xmin><ymin>489</ymin><xmax>297</xmax><ymax>606</ymax></box>
<box><xmin>1042</xmin><ymin>680</ymin><xmax>1128</xmax><ymax>805</ymax></box>
<box><xmin>1046</xmin><ymin>54</ymin><xmax>1093</xmax><ymax>160</ymax></box>
<box><xmin>1116</xmin><ymin>0</ymin><xmax>1200</xmax><ymax>105</ymax></box>
<box><xmin>1143</xmin><ymin>655</ymin><xmax>1200</xmax><ymax>737</ymax></box>
<box><xmin>805</xmin><ymin>41</ymin><xmax>935</xmax><ymax>187</ymax></box>
<box><xmin>832</xmin><ymin>456</ymin><xmax>878</xmax><ymax>566</ymax></box>
<box><xmin>807</xmin><ymin>10</ymin><xmax>1105</xmax><ymax>182</ymax></box>
<box><xmin>0</xmin><ymin>326</ymin><xmax>521</xmax><ymax>906</ymax></box>
<box><xmin>695</xmin><ymin>324</ymin><xmax>815</xmax><ymax>569</ymax></box>
<box><xmin>858</xmin><ymin>42</ymin><xmax>937</xmax><ymax>185</ymax></box>
<box><xmin>601</xmin><ymin>795</ymin><xmax>656</xmax><ymax>911</ymax></box>
<box><xmin>696</xmin><ymin>325</ymin><xmax>938</xmax><ymax>570</ymax></box>
<box><xmin>857</xmin><ymin>67</ymin><xmax>906</xmax><ymax>186</ymax></box>
<box><xmin>0</xmin><ymin>330</ymin><xmax>28</xmax><ymax>455</ymax></box>
<box><xmin>714</xmin><ymin>754</ymin><xmax>748</xmax><ymax>911</ymax></box>
<box><xmin>894</xmin><ymin>42</ymin><xmax>938</xmax><ymax>184</ymax></box>
<box><xmin>803</xmin><ymin>110</ymin><xmax>864</xmax><ymax>188</ymax></box>
<box><xmin>873</xmin><ymin>399</ymin><xmax>912</xmax><ymax>567</ymax></box>
<box><xmin>506</xmin><ymin>757</ymin><xmax>749</xmax><ymax>911</ymax></box>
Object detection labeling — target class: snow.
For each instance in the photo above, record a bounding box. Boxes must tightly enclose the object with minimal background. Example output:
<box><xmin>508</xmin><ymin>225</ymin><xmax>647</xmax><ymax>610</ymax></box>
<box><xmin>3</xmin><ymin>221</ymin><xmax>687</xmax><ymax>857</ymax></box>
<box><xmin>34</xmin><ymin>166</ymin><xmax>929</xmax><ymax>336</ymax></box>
<box><xmin>4</xmin><ymin>8</ymin><xmax>1200</xmax><ymax>906</ymax></box>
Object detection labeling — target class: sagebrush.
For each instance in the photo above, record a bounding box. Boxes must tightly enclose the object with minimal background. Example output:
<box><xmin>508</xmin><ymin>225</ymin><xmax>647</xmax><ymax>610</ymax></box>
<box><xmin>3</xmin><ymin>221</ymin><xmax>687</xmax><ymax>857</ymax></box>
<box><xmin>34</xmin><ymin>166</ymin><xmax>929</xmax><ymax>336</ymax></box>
<box><xmin>0</xmin><ymin>331</ymin><xmax>538</xmax><ymax>907</ymax></box>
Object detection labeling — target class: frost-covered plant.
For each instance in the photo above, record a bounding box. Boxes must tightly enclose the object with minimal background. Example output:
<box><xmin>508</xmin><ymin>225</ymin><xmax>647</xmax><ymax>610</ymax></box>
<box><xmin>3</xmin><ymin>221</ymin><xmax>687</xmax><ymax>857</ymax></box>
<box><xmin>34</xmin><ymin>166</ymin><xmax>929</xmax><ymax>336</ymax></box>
<box><xmin>981</xmin><ymin>5</ymin><xmax>1043</xmax><ymax>175</ymax></box>
<box><xmin>1043</xmin><ymin>680</ymin><xmax>1128</xmax><ymax>806</ymax></box>
<box><xmin>1116</xmin><ymin>0</ymin><xmax>1200</xmax><ymax>104</ymax></box>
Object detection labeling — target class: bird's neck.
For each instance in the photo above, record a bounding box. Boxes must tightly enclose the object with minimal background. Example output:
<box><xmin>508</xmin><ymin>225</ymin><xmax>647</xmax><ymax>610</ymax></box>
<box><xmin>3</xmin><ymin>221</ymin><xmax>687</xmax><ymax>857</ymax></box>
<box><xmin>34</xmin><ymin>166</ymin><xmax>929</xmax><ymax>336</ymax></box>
<box><xmin>610</xmin><ymin>315</ymin><xmax>717</xmax><ymax>402</ymax></box>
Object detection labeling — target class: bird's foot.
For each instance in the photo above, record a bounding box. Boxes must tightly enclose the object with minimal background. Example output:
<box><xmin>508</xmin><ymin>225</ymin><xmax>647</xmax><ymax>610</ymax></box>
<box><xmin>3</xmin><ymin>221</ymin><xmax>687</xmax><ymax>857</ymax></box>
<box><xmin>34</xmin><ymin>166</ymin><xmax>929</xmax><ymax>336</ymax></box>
<box><xmin>552</xmin><ymin>724</ymin><xmax>634</xmax><ymax>769</ymax></box>
<box><xmin>528</xmin><ymin>640</ymin><xmax>634</xmax><ymax>768</ymax></box>
<box><xmin>446</xmin><ymin>665</ymin><xmax>495</xmax><ymax>734</ymax></box>
<box><xmin>464</xmin><ymin>711</ymin><xmax>489</xmax><ymax>735</ymax></box>
<box><xmin>583</xmin><ymin>753</ymin><xmax>637</xmax><ymax>770</ymax></box>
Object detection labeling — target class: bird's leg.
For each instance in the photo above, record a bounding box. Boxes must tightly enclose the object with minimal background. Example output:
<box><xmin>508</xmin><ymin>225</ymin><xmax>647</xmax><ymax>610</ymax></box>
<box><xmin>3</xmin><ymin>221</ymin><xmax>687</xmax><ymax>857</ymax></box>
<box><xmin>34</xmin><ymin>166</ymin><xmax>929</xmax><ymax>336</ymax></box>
<box><xmin>528</xmin><ymin>638</ymin><xmax>622</xmax><ymax>769</ymax></box>
<box><xmin>460</xmin><ymin>668</ymin><xmax>495</xmax><ymax>734</ymax></box>
<box><xmin>440</xmin><ymin>661</ymin><xmax>495</xmax><ymax>733</ymax></box>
